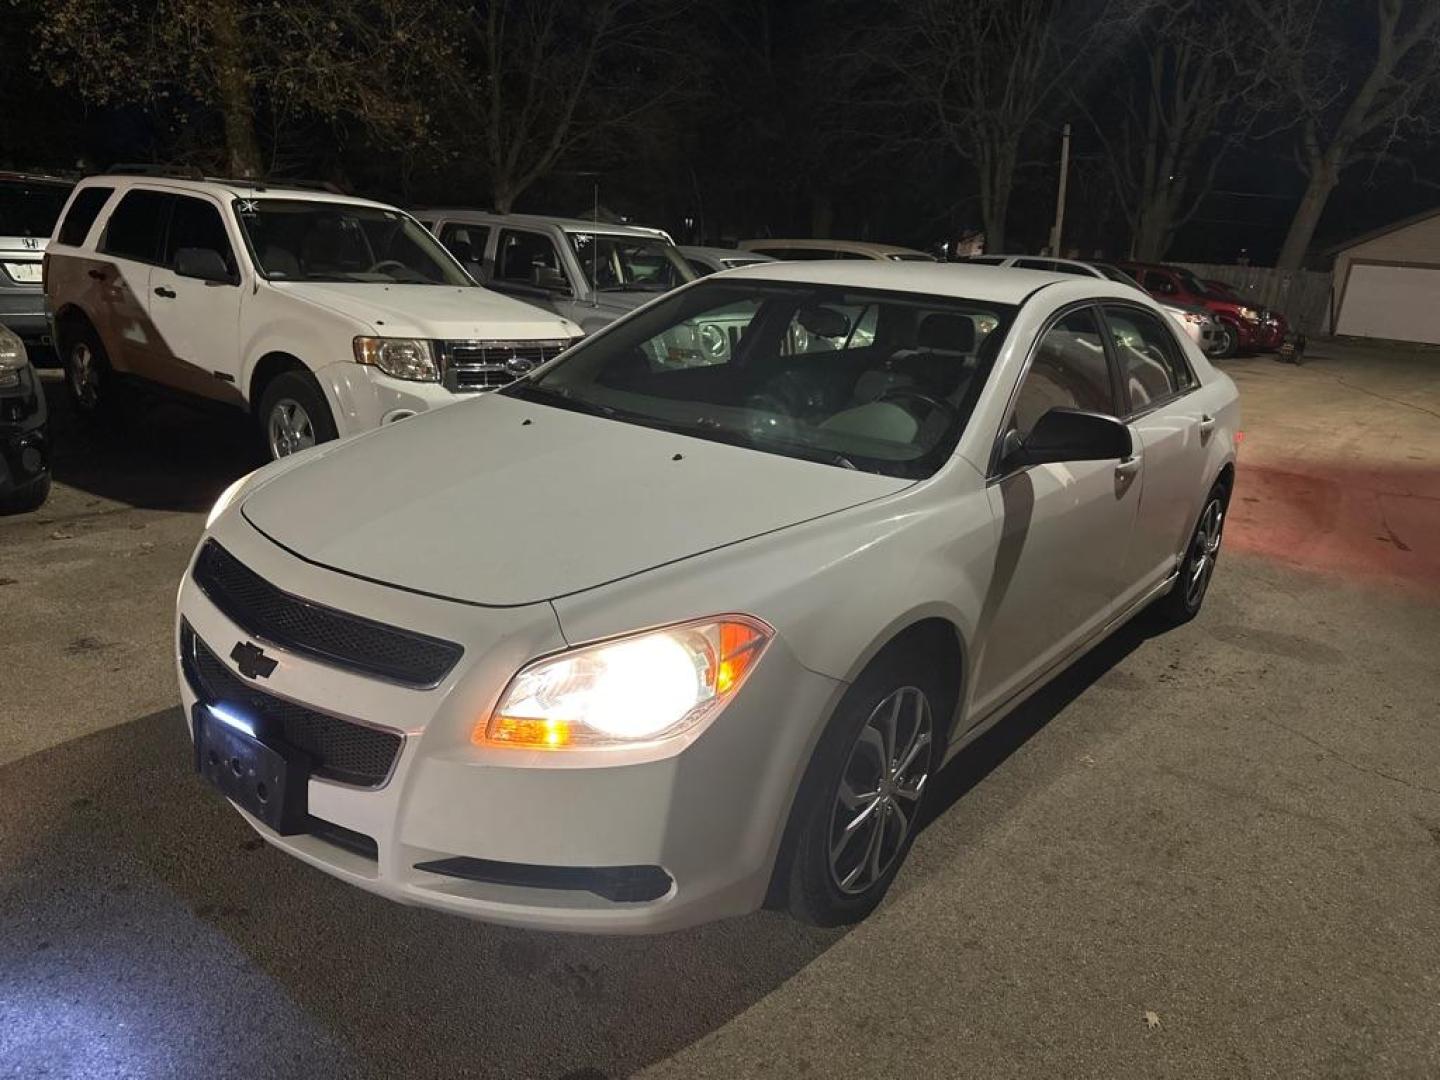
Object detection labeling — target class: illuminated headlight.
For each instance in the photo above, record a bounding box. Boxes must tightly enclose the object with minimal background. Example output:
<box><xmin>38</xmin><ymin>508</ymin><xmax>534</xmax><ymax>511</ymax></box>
<box><xmin>479</xmin><ymin>616</ymin><xmax>773</xmax><ymax>750</ymax></box>
<box><xmin>353</xmin><ymin>336</ymin><xmax>439</xmax><ymax>382</ymax></box>
<box><xmin>1238</xmin><ymin>307</ymin><xmax>1259</xmax><ymax>322</ymax></box>
<box><xmin>206</xmin><ymin>470</ymin><xmax>256</xmax><ymax>528</ymax></box>
<box><xmin>0</xmin><ymin>324</ymin><xmax>27</xmax><ymax>388</ymax></box>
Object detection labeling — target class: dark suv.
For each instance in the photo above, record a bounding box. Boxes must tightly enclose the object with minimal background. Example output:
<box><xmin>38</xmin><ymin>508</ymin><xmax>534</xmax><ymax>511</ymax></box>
<box><xmin>1</xmin><ymin>173</ymin><xmax>74</xmax><ymax>359</ymax></box>
<box><xmin>1115</xmin><ymin>261</ymin><xmax>1262</xmax><ymax>357</ymax></box>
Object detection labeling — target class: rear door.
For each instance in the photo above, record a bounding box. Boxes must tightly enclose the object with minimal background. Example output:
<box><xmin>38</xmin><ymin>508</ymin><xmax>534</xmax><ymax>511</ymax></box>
<box><xmin>971</xmin><ymin>304</ymin><xmax>1140</xmax><ymax>716</ymax></box>
<box><xmin>1100</xmin><ymin>302</ymin><xmax>1211</xmax><ymax>594</ymax></box>
<box><xmin>93</xmin><ymin>188</ymin><xmax>174</xmax><ymax>379</ymax></box>
<box><xmin>147</xmin><ymin>192</ymin><xmax>245</xmax><ymax>403</ymax></box>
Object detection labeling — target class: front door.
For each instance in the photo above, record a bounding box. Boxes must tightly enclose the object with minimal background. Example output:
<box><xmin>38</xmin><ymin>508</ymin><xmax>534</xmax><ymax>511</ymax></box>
<box><xmin>145</xmin><ymin>193</ymin><xmax>245</xmax><ymax>404</ymax></box>
<box><xmin>971</xmin><ymin>305</ymin><xmax>1141</xmax><ymax>719</ymax></box>
<box><xmin>489</xmin><ymin>228</ymin><xmax>573</xmax><ymax>315</ymax></box>
<box><xmin>1101</xmin><ymin>303</ymin><xmax>1212</xmax><ymax>595</ymax></box>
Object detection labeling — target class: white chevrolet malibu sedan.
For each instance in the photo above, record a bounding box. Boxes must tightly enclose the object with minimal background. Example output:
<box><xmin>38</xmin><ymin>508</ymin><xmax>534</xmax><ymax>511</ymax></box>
<box><xmin>178</xmin><ymin>262</ymin><xmax>1238</xmax><ymax>933</ymax></box>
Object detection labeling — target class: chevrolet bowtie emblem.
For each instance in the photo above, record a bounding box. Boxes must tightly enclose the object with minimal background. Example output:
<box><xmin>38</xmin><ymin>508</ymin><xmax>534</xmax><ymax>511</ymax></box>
<box><xmin>231</xmin><ymin>641</ymin><xmax>278</xmax><ymax>680</ymax></box>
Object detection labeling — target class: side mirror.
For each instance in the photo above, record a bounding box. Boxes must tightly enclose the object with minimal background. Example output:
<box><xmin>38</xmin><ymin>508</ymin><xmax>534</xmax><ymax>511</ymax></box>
<box><xmin>175</xmin><ymin>247</ymin><xmax>234</xmax><ymax>284</ymax></box>
<box><xmin>1004</xmin><ymin>408</ymin><xmax>1131</xmax><ymax>469</ymax></box>
<box><xmin>532</xmin><ymin>265</ymin><xmax>570</xmax><ymax>293</ymax></box>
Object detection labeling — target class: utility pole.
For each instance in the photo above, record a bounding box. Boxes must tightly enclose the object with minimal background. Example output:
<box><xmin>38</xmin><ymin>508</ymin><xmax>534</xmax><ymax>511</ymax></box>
<box><xmin>1048</xmin><ymin>123</ymin><xmax>1072</xmax><ymax>256</ymax></box>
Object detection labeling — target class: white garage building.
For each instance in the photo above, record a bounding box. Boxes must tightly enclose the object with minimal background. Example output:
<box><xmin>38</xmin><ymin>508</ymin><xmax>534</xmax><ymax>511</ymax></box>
<box><xmin>1331</xmin><ymin>206</ymin><xmax>1440</xmax><ymax>345</ymax></box>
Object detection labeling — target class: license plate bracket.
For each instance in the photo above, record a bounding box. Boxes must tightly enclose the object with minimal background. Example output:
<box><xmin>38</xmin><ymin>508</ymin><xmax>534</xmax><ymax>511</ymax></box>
<box><xmin>193</xmin><ymin>704</ymin><xmax>310</xmax><ymax>835</ymax></box>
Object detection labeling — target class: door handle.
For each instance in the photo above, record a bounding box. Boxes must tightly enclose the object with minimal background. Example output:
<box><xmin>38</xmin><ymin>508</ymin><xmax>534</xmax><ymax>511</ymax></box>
<box><xmin>1198</xmin><ymin>414</ymin><xmax>1216</xmax><ymax>437</ymax></box>
<box><xmin>154</xmin><ymin>286</ymin><xmax>177</xmax><ymax>299</ymax></box>
<box><xmin>87</xmin><ymin>268</ymin><xmax>107</xmax><ymax>281</ymax></box>
<box><xmin>1115</xmin><ymin>456</ymin><xmax>1142</xmax><ymax>478</ymax></box>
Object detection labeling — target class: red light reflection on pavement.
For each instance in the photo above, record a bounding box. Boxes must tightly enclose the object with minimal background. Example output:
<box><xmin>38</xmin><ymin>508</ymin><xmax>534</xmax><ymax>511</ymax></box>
<box><xmin>1225</xmin><ymin>460</ymin><xmax>1440</xmax><ymax>597</ymax></box>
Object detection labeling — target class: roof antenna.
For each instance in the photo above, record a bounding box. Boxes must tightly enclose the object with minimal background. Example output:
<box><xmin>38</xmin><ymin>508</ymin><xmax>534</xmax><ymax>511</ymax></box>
<box><xmin>591</xmin><ymin>179</ymin><xmax>600</xmax><ymax>309</ymax></box>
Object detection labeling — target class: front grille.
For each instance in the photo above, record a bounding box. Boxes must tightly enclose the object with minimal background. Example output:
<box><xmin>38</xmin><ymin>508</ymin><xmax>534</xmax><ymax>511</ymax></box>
<box><xmin>192</xmin><ymin>540</ymin><xmax>462</xmax><ymax>688</ymax></box>
<box><xmin>437</xmin><ymin>339</ymin><xmax>570</xmax><ymax>392</ymax></box>
<box><xmin>181</xmin><ymin>621</ymin><xmax>403</xmax><ymax>788</ymax></box>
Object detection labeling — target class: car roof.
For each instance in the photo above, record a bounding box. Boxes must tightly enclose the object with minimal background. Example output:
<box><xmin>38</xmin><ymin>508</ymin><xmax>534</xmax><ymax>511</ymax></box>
<box><xmin>738</xmin><ymin>238</ymin><xmax>932</xmax><ymax>258</ymax></box>
<box><xmin>717</xmin><ymin>259</ymin><xmax>1143</xmax><ymax>304</ymax></box>
<box><xmin>417</xmin><ymin>209</ymin><xmax>668</xmax><ymax>239</ymax></box>
<box><xmin>0</xmin><ymin>172</ymin><xmax>75</xmax><ymax>187</ymax></box>
<box><xmin>76</xmin><ymin>173</ymin><xmax>405</xmax><ymax>212</ymax></box>
<box><xmin>678</xmin><ymin>245</ymin><xmax>776</xmax><ymax>261</ymax></box>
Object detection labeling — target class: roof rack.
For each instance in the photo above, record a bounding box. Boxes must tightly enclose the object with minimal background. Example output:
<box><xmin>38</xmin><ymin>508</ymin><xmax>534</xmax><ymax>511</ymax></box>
<box><xmin>104</xmin><ymin>164</ymin><xmax>348</xmax><ymax>195</ymax></box>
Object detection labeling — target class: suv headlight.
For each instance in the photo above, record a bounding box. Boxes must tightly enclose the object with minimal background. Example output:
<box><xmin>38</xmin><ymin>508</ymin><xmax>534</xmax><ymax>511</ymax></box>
<box><xmin>479</xmin><ymin>616</ymin><xmax>772</xmax><ymax>750</ymax></box>
<box><xmin>353</xmin><ymin>337</ymin><xmax>438</xmax><ymax>382</ymax></box>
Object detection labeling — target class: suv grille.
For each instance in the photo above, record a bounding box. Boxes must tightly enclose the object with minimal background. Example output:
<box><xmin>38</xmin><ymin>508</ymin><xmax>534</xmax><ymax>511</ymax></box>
<box><xmin>192</xmin><ymin>540</ymin><xmax>462</xmax><ymax>688</ymax></box>
<box><xmin>181</xmin><ymin>621</ymin><xmax>403</xmax><ymax>788</ymax></box>
<box><xmin>437</xmin><ymin>339</ymin><xmax>570</xmax><ymax>392</ymax></box>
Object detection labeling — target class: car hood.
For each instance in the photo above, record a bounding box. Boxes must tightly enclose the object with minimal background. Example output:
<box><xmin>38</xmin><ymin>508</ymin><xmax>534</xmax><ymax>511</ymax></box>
<box><xmin>241</xmin><ymin>392</ymin><xmax>909</xmax><ymax>606</ymax></box>
<box><xmin>277</xmin><ymin>281</ymin><xmax>580</xmax><ymax>341</ymax></box>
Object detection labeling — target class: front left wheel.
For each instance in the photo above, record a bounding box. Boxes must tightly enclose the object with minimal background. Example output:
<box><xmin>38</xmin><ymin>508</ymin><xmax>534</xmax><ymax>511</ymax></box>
<box><xmin>784</xmin><ymin>660</ymin><xmax>944</xmax><ymax>926</ymax></box>
<box><xmin>257</xmin><ymin>371</ymin><xmax>338</xmax><ymax>461</ymax></box>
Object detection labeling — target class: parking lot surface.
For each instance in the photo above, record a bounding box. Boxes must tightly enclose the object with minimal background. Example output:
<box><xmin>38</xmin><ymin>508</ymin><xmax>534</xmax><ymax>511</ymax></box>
<box><xmin>2</xmin><ymin>341</ymin><xmax>1438</xmax><ymax>1079</ymax></box>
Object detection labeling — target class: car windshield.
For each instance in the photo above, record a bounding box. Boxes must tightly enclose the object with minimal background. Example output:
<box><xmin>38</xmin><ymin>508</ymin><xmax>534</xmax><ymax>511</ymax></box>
<box><xmin>234</xmin><ymin>199</ymin><xmax>471</xmax><ymax>285</ymax></box>
<box><xmin>0</xmin><ymin>179</ymin><xmax>72</xmax><ymax>238</ymax></box>
<box><xmin>1174</xmin><ymin>268</ymin><xmax>1210</xmax><ymax>295</ymax></box>
<box><xmin>502</xmin><ymin>280</ymin><xmax>1015</xmax><ymax>478</ymax></box>
<box><xmin>566</xmin><ymin>232</ymin><xmax>693</xmax><ymax>292</ymax></box>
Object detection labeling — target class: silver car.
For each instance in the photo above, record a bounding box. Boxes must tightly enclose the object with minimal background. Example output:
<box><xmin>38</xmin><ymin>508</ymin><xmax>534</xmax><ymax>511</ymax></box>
<box><xmin>1</xmin><ymin>173</ymin><xmax>74</xmax><ymax>358</ymax></box>
<box><xmin>418</xmin><ymin>211</ymin><xmax>695</xmax><ymax>334</ymax></box>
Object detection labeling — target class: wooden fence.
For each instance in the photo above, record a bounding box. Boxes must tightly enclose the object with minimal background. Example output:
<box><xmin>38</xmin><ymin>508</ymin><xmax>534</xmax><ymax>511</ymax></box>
<box><xmin>1174</xmin><ymin>263</ymin><xmax>1334</xmax><ymax>337</ymax></box>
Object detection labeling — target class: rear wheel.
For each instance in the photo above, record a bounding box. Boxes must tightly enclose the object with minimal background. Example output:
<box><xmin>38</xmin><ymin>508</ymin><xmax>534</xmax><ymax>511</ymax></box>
<box><xmin>61</xmin><ymin>322</ymin><xmax>118</xmax><ymax>423</ymax></box>
<box><xmin>257</xmin><ymin>371</ymin><xmax>337</xmax><ymax>461</ymax></box>
<box><xmin>785</xmin><ymin>659</ymin><xmax>943</xmax><ymax>926</ymax></box>
<box><xmin>1151</xmin><ymin>484</ymin><xmax>1227</xmax><ymax>626</ymax></box>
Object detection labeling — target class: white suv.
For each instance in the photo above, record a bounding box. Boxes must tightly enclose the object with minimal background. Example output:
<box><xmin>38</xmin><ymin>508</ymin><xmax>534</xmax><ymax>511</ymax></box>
<box><xmin>45</xmin><ymin>173</ymin><xmax>583</xmax><ymax>458</ymax></box>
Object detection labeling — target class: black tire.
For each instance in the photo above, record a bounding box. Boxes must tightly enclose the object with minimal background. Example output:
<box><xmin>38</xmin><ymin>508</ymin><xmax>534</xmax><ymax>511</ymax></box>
<box><xmin>1213</xmin><ymin>321</ymin><xmax>1239</xmax><ymax>359</ymax></box>
<box><xmin>784</xmin><ymin>657</ymin><xmax>946</xmax><ymax>926</ymax></box>
<box><xmin>60</xmin><ymin>320</ymin><xmax>119</xmax><ymax>424</ymax></box>
<box><xmin>1150</xmin><ymin>482</ymin><xmax>1229</xmax><ymax>627</ymax></box>
<box><xmin>256</xmin><ymin>370</ymin><xmax>338</xmax><ymax>461</ymax></box>
<box><xmin>0</xmin><ymin>472</ymin><xmax>51</xmax><ymax>515</ymax></box>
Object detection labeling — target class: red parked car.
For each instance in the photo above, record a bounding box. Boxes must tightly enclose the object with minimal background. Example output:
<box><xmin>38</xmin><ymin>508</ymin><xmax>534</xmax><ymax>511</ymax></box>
<box><xmin>1115</xmin><ymin>261</ymin><xmax>1264</xmax><ymax>357</ymax></box>
<box><xmin>1204</xmin><ymin>279</ymin><xmax>1289</xmax><ymax>351</ymax></box>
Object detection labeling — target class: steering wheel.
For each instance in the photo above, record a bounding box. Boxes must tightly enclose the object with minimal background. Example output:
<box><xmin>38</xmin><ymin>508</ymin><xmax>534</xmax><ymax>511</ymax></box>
<box><xmin>368</xmin><ymin>259</ymin><xmax>410</xmax><ymax>276</ymax></box>
<box><xmin>876</xmin><ymin>387</ymin><xmax>957</xmax><ymax>424</ymax></box>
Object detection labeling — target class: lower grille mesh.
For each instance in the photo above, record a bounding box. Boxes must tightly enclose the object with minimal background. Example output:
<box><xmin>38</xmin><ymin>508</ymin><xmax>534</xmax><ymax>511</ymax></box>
<box><xmin>181</xmin><ymin>621</ymin><xmax>402</xmax><ymax>788</ymax></box>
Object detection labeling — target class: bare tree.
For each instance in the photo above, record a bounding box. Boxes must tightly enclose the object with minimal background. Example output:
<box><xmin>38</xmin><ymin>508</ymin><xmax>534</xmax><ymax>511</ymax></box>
<box><xmin>1082</xmin><ymin>0</ymin><xmax>1267</xmax><ymax>260</ymax></box>
<box><xmin>897</xmin><ymin>0</ymin><xmax>1142</xmax><ymax>252</ymax></box>
<box><xmin>33</xmin><ymin>0</ymin><xmax>442</xmax><ymax>177</ymax></box>
<box><xmin>425</xmin><ymin>0</ymin><xmax>687</xmax><ymax>212</ymax></box>
<box><xmin>1245</xmin><ymin>0</ymin><xmax>1440</xmax><ymax>269</ymax></box>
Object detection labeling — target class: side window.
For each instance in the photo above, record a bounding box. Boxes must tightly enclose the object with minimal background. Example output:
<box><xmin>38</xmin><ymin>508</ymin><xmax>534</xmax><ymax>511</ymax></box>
<box><xmin>495</xmin><ymin>229</ymin><xmax>563</xmax><ymax>286</ymax></box>
<box><xmin>1102</xmin><ymin>305</ymin><xmax>1195</xmax><ymax>411</ymax></box>
<box><xmin>1011</xmin><ymin>307</ymin><xmax>1117</xmax><ymax>438</ymax></box>
<box><xmin>439</xmin><ymin>222</ymin><xmax>490</xmax><ymax>274</ymax></box>
<box><xmin>164</xmin><ymin>196</ymin><xmax>237</xmax><ymax>278</ymax></box>
<box><xmin>100</xmin><ymin>190</ymin><xmax>173</xmax><ymax>264</ymax></box>
<box><xmin>1144</xmin><ymin>271</ymin><xmax>1178</xmax><ymax>296</ymax></box>
<box><xmin>57</xmin><ymin>187</ymin><xmax>113</xmax><ymax>247</ymax></box>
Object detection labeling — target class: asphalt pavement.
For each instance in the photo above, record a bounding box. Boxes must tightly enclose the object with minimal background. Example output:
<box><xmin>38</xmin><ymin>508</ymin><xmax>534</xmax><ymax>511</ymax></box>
<box><xmin>2</xmin><ymin>343</ymin><xmax>1438</xmax><ymax>1079</ymax></box>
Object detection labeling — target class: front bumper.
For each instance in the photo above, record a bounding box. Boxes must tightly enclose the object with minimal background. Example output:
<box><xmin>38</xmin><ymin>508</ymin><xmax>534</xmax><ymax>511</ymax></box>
<box><xmin>0</xmin><ymin>292</ymin><xmax>51</xmax><ymax>349</ymax></box>
<box><xmin>176</xmin><ymin>514</ymin><xmax>841</xmax><ymax>933</ymax></box>
<box><xmin>312</xmin><ymin>363</ymin><xmax>466</xmax><ymax>438</ymax></box>
<box><xmin>0</xmin><ymin>363</ymin><xmax>49</xmax><ymax>497</ymax></box>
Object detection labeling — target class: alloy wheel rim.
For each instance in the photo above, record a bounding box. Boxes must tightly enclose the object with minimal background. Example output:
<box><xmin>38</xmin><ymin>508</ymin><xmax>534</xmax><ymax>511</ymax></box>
<box><xmin>268</xmin><ymin>399</ymin><xmax>316</xmax><ymax>459</ymax></box>
<box><xmin>71</xmin><ymin>342</ymin><xmax>97</xmax><ymax>408</ymax></box>
<box><xmin>828</xmin><ymin>685</ymin><xmax>933</xmax><ymax>896</ymax></box>
<box><xmin>1185</xmin><ymin>498</ymin><xmax>1224</xmax><ymax>608</ymax></box>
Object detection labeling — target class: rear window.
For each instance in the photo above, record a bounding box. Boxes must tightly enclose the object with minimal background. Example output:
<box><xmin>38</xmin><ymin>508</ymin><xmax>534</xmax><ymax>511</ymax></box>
<box><xmin>101</xmin><ymin>190</ymin><xmax>173</xmax><ymax>263</ymax></box>
<box><xmin>0</xmin><ymin>178</ymin><xmax>73</xmax><ymax>239</ymax></box>
<box><xmin>57</xmin><ymin>187</ymin><xmax>112</xmax><ymax>246</ymax></box>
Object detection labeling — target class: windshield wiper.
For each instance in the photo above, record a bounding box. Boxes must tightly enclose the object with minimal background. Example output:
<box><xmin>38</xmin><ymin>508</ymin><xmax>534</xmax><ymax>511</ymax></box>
<box><xmin>503</xmin><ymin>382</ymin><xmax>620</xmax><ymax>420</ymax></box>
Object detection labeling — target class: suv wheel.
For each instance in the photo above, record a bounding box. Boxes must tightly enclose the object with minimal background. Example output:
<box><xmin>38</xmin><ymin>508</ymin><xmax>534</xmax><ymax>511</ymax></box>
<box><xmin>1214</xmin><ymin>321</ymin><xmax>1239</xmax><ymax>358</ymax></box>
<box><xmin>258</xmin><ymin>371</ymin><xmax>337</xmax><ymax>461</ymax></box>
<box><xmin>784</xmin><ymin>660</ymin><xmax>943</xmax><ymax>926</ymax></box>
<box><xmin>62</xmin><ymin>324</ymin><xmax>116</xmax><ymax>422</ymax></box>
